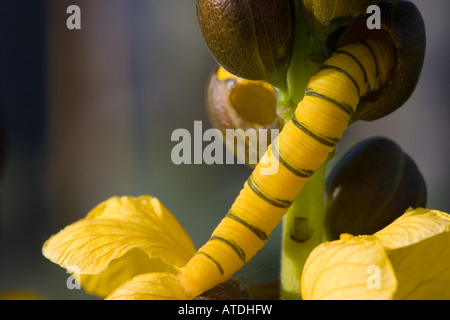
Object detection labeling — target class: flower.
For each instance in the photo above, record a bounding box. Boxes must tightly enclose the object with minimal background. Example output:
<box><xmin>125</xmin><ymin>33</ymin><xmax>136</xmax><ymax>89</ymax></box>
<box><xmin>301</xmin><ymin>207</ymin><xmax>450</xmax><ymax>300</ymax></box>
<box><xmin>43</xmin><ymin>196</ymin><xmax>450</xmax><ymax>300</ymax></box>
<box><xmin>42</xmin><ymin>195</ymin><xmax>197</xmax><ymax>299</ymax></box>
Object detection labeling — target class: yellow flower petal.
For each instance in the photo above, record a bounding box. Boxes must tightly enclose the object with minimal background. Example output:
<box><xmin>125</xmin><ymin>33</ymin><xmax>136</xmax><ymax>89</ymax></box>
<box><xmin>301</xmin><ymin>234</ymin><xmax>397</xmax><ymax>300</ymax></box>
<box><xmin>105</xmin><ymin>272</ymin><xmax>191</xmax><ymax>300</ymax></box>
<box><xmin>374</xmin><ymin>208</ymin><xmax>450</xmax><ymax>250</ymax></box>
<box><xmin>79</xmin><ymin>248</ymin><xmax>178</xmax><ymax>298</ymax></box>
<box><xmin>374</xmin><ymin>208</ymin><xmax>450</xmax><ymax>299</ymax></box>
<box><xmin>43</xmin><ymin>196</ymin><xmax>196</xmax><ymax>275</ymax></box>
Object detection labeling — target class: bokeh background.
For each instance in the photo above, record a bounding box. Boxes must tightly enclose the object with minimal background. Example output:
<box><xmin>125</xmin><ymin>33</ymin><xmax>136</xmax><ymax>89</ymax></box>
<box><xmin>0</xmin><ymin>0</ymin><xmax>449</xmax><ymax>299</ymax></box>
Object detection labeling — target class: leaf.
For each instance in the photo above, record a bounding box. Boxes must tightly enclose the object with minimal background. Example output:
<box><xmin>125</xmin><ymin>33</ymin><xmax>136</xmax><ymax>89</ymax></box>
<box><xmin>42</xmin><ymin>196</ymin><xmax>196</xmax><ymax>276</ymax></box>
<box><xmin>301</xmin><ymin>234</ymin><xmax>397</xmax><ymax>300</ymax></box>
<box><xmin>105</xmin><ymin>272</ymin><xmax>192</xmax><ymax>300</ymax></box>
<box><xmin>374</xmin><ymin>208</ymin><xmax>450</xmax><ymax>299</ymax></box>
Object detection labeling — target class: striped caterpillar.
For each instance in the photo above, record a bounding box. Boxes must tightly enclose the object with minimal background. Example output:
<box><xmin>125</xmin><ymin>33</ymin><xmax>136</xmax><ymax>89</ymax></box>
<box><xmin>180</xmin><ymin>39</ymin><xmax>395</xmax><ymax>296</ymax></box>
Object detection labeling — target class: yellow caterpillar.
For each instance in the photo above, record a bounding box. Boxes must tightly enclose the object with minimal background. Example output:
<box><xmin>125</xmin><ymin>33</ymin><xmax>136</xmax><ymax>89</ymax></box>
<box><xmin>180</xmin><ymin>39</ymin><xmax>395</xmax><ymax>296</ymax></box>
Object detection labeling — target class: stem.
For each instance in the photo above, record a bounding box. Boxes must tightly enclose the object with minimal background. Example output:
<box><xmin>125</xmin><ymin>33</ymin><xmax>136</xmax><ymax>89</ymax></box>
<box><xmin>277</xmin><ymin>3</ymin><xmax>332</xmax><ymax>300</ymax></box>
<box><xmin>276</xmin><ymin>4</ymin><xmax>325</xmax><ymax>124</ymax></box>
<box><xmin>281</xmin><ymin>161</ymin><xmax>328</xmax><ymax>300</ymax></box>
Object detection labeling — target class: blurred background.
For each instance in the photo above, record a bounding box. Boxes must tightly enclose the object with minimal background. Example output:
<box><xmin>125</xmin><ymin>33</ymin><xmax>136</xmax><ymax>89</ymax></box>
<box><xmin>0</xmin><ymin>0</ymin><xmax>449</xmax><ymax>299</ymax></box>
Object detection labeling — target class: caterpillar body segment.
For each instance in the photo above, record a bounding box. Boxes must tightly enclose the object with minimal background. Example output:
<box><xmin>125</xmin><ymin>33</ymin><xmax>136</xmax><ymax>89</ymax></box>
<box><xmin>180</xmin><ymin>39</ymin><xmax>395</xmax><ymax>297</ymax></box>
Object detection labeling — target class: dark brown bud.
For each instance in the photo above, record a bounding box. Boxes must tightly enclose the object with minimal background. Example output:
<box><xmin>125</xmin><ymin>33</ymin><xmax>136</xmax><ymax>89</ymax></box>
<box><xmin>194</xmin><ymin>277</ymin><xmax>253</xmax><ymax>300</ymax></box>
<box><xmin>325</xmin><ymin>137</ymin><xmax>427</xmax><ymax>240</ymax></box>
<box><xmin>196</xmin><ymin>0</ymin><xmax>295</xmax><ymax>86</ymax></box>
<box><xmin>206</xmin><ymin>66</ymin><xmax>284</xmax><ymax>166</ymax></box>
<box><xmin>336</xmin><ymin>0</ymin><xmax>426</xmax><ymax>122</ymax></box>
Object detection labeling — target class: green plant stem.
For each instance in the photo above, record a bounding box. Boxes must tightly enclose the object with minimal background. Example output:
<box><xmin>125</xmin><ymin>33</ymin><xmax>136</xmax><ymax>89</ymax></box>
<box><xmin>280</xmin><ymin>161</ymin><xmax>328</xmax><ymax>300</ymax></box>
<box><xmin>276</xmin><ymin>4</ymin><xmax>325</xmax><ymax>124</ymax></box>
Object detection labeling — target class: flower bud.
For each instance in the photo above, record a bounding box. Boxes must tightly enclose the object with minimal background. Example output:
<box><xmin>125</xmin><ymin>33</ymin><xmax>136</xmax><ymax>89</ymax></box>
<box><xmin>336</xmin><ymin>0</ymin><xmax>426</xmax><ymax>122</ymax></box>
<box><xmin>196</xmin><ymin>0</ymin><xmax>295</xmax><ymax>86</ymax></box>
<box><xmin>206</xmin><ymin>66</ymin><xmax>283</xmax><ymax>166</ymax></box>
<box><xmin>324</xmin><ymin>137</ymin><xmax>427</xmax><ymax>240</ymax></box>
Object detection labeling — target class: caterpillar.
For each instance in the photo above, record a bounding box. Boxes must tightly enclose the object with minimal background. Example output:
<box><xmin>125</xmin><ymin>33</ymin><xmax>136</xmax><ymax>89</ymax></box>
<box><xmin>180</xmin><ymin>39</ymin><xmax>395</xmax><ymax>296</ymax></box>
